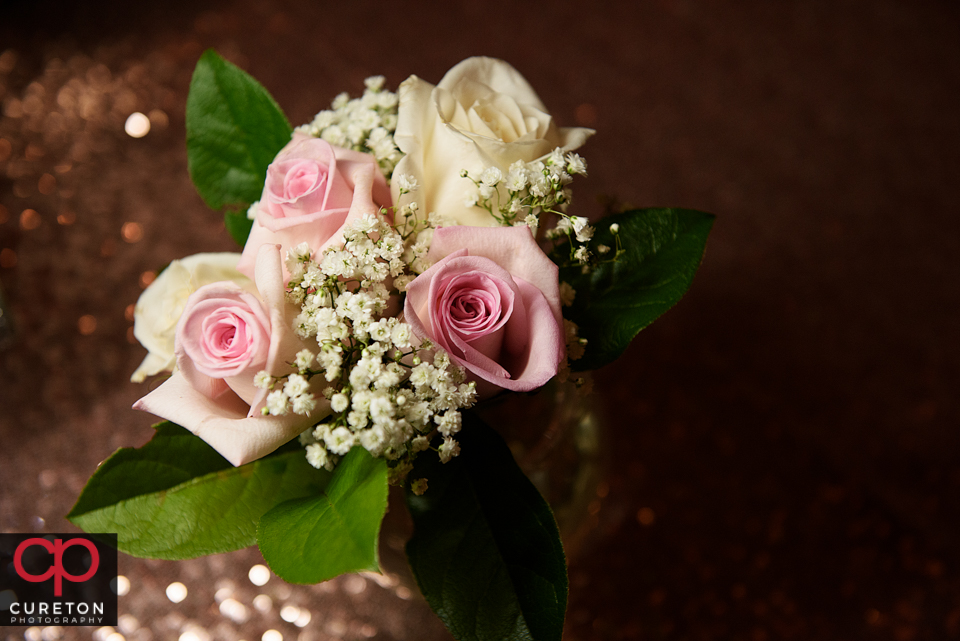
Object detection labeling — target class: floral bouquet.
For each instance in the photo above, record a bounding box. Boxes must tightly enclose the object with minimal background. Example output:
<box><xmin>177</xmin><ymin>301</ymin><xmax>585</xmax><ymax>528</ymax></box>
<box><xmin>69</xmin><ymin>51</ymin><xmax>712</xmax><ymax>640</ymax></box>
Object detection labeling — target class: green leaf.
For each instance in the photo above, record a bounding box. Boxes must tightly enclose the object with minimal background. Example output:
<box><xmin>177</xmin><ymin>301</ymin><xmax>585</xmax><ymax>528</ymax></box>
<box><xmin>68</xmin><ymin>422</ymin><xmax>330</xmax><ymax>559</ymax></box>
<box><xmin>559</xmin><ymin>207</ymin><xmax>714</xmax><ymax>370</ymax></box>
<box><xmin>186</xmin><ymin>49</ymin><xmax>292</xmax><ymax>244</ymax></box>
<box><xmin>405</xmin><ymin>414</ymin><xmax>567</xmax><ymax>641</ymax></box>
<box><xmin>224</xmin><ymin>209</ymin><xmax>255</xmax><ymax>246</ymax></box>
<box><xmin>257</xmin><ymin>447</ymin><xmax>388</xmax><ymax>584</ymax></box>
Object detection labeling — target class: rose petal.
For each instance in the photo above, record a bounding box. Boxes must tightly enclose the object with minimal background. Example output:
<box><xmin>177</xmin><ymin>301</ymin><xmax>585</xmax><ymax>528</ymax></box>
<box><xmin>133</xmin><ymin>371</ymin><xmax>329</xmax><ymax>466</ymax></box>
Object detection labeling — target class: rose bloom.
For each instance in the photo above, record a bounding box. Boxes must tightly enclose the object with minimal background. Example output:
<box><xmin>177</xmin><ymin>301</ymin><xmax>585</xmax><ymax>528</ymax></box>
<box><xmin>238</xmin><ymin>134</ymin><xmax>391</xmax><ymax>280</ymax></box>
<box><xmin>131</xmin><ymin>252</ymin><xmax>254</xmax><ymax>382</ymax></box>
<box><xmin>391</xmin><ymin>56</ymin><xmax>593</xmax><ymax>227</ymax></box>
<box><xmin>403</xmin><ymin>225</ymin><xmax>564</xmax><ymax>397</ymax></box>
<box><xmin>135</xmin><ymin>244</ymin><xmax>328</xmax><ymax>466</ymax></box>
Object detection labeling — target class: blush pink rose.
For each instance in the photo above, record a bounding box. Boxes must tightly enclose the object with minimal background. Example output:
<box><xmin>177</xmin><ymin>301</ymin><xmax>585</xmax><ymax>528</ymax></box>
<box><xmin>134</xmin><ymin>244</ymin><xmax>329</xmax><ymax>466</ymax></box>
<box><xmin>237</xmin><ymin>134</ymin><xmax>392</xmax><ymax>279</ymax></box>
<box><xmin>403</xmin><ymin>225</ymin><xmax>564</xmax><ymax>397</ymax></box>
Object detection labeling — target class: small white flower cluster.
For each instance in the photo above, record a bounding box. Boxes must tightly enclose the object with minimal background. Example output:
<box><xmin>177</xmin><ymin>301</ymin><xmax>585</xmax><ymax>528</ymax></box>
<box><xmin>254</xmin><ymin>354</ymin><xmax>319</xmax><ymax>417</ymax></box>
<box><xmin>463</xmin><ymin>148</ymin><xmax>588</xmax><ymax>227</ymax></box>
<box><xmin>295</xmin><ymin>75</ymin><xmax>401</xmax><ymax>177</ymax></box>
<box><xmin>274</xmin><ymin>212</ymin><xmax>477</xmax><ymax>477</ymax></box>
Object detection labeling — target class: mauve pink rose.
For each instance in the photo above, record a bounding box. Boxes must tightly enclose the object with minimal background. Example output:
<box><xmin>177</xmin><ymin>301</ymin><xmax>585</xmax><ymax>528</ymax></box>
<box><xmin>404</xmin><ymin>225</ymin><xmax>564</xmax><ymax>397</ymax></box>
<box><xmin>134</xmin><ymin>244</ymin><xmax>329</xmax><ymax>466</ymax></box>
<box><xmin>237</xmin><ymin>134</ymin><xmax>392</xmax><ymax>279</ymax></box>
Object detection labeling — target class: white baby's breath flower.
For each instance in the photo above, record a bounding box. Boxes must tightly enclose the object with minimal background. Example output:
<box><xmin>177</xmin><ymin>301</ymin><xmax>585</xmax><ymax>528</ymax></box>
<box><xmin>394</xmin><ymin>173</ymin><xmax>419</xmax><ymax>193</ymax></box>
<box><xmin>265</xmin><ymin>390</ymin><xmax>290</xmax><ymax>416</ymax></box>
<box><xmin>325</xmin><ymin>427</ymin><xmax>355</xmax><ymax>455</ymax></box>
<box><xmin>291</xmin><ymin>393</ymin><xmax>317</xmax><ymax>416</ymax></box>
<box><xmin>305</xmin><ymin>443</ymin><xmax>329</xmax><ymax>469</ymax></box>
<box><xmin>480</xmin><ymin>166</ymin><xmax>503</xmax><ymax>186</ymax></box>
<box><xmin>253</xmin><ymin>371</ymin><xmax>273</xmax><ymax>389</ymax></box>
<box><xmin>294</xmin><ymin>349</ymin><xmax>315</xmax><ymax>372</ymax></box>
<box><xmin>438</xmin><ymin>437</ymin><xmax>461</xmax><ymax>463</ymax></box>
<box><xmin>331</xmin><ymin>392</ymin><xmax>349</xmax><ymax>413</ymax></box>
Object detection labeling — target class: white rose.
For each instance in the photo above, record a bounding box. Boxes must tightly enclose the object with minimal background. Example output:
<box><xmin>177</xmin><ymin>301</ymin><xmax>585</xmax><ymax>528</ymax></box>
<box><xmin>131</xmin><ymin>253</ymin><xmax>255</xmax><ymax>382</ymax></box>
<box><xmin>391</xmin><ymin>57</ymin><xmax>593</xmax><ymax>227</ymax></box>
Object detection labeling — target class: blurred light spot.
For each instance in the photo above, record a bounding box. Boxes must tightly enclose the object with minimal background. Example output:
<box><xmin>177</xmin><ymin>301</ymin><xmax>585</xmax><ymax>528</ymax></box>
<box><xmin>39</xmin><ymin>469</ymin><xmax>57</xmax><ymax>488</ymax></box>
<box><xmin>38</xmin><ymin>173</ymin><xmax>56</xmax><ymax>195</ymax></box>
<box><xmin>179</xmin><ymin>633</ymin><xmax>200</xmax><ymax>641</ymax></box>
<box><xmin>25</xmin><ymin>627</ymin><xmax>42</xmax><ymax>641</ymax></box>
<box><xmin>57</xmin><ymin>209</ymin><xmax>75</xmax><ymax>225</ymax></box>
<box><xmin>139</xmin><ymin>271</ymin><xmax>156</xmax><ymax>288</ymax></box>
<box><xmin>105</xmin><ymin>633</ymin><xmax>125</xmax><ymax>641</ymax></box>
<box><xmin>359</xmin><ymin>624</ymin><xmax>377</xmax><ymax>638</ymax></box>
<box><xmin>637</xmin><ymin>507</ymin><xmax>656</xmax><ymax>526</ymax></box>
<box><xmin>0</xmin><ymin>138</ymin><xmax>10</xmax><ymax>162</ymax></box>
<box><xmin>252</xmin><ymin>594</ymin><xmax>272</xmax><ymax>613</ymax></box>
<box><xmin>343</xmin><ymin>575</ymin><xmax>366</xmax><ymax>594</ymax></box>
<box><xmin>117</xmin><ymin>614</ymin><xmax>138</xmax><ymax>634</ymax></box>
<box><xmin>866</xmin><ymin>608</ymin><xmax>881</xmax><ymax>625</ymax></box>
<box><xmin>113</xmin><ymin>575</ymin><xmax>130</xmax><ymax>596</ymax></box>
<box><xmin>20</xmin><ymin>209</ymin><xmax>41</xmax><ymax>230</ymax></box>
<box><xmin>124</xmin><ymin>112</ymin><xmax>150</xmax><ymax>138</ymax></box>
<box><xmin>124</xmin><ymin>303</ymin><xmax>136</xmax><ymax>321</ymax></box>
<box><xmin>33</xmin><ymin>516</ymin><xmax>45</xmax><ymax>530</ymax></box>
<box><xmin>166</xmin><ymin>581</ymin><xmax>187</xmax><ymax>603</ymax></box>
<box><xmin>78</xmin><ymin>315</ymin><xmax>97</xmax><ymax>335</ymax></box>
<box><xmin>54</xmin><ymin>162</ymin><xmax>72</xmax><ymax>174</ymax></box>
<box><xmin>294</xmin><ymin>609</ymin><xmax>311</xmax><ymax>628</ymax></box>
<box><xmin>41</xmin><ymin>626</ymin><xmax>64</xmax><ymax>641</ymax></box>
<box><xmin>93</xmin><ymin>626</ymin><xmax>114</xmax><ymax>641</ymax></box>
<box><xmin>0</xmin><ymin>248</ymin><xmax>16</xmax><ymax>268</ymax></box>
<box><xmin>261</xmin><ymin>630</ymin><xmax>282</xmax><ymax>641</ymax></box>
<box><xmin>248</xmin><ymin>564</ymin><xmax>270</xmax><ymax>586</ymax></box>
<box><xmin>279</xmin><ymin>605</ymin><xmax>300</xmax><ymax>623</ymax></box>
<box><xmin>324</xmin><ymin>621</ymin><xmax>346</xmax><ymax>636</ymax></box>
<box><xmin>574</xmin><ymin>103</ymin><xmax>597</xmax><ymax>127</ymax></box>
<box><xmin>395</xmin><ymin>586</ymin><xmax>412</xmax><ymax>600</ymax></box>
<box><xmin>148</xmin><ymin>109</ymin><xmax>169</xmax><ymax>129</ymax></box>
<box><xmin>0</xmin><ymin>50</ymin><xmax>17</xmax><ymax>74</ymax></box>
<box><xmin>219</xmin><ymin>598</ymin><xmax>249</xmax><ymax>623</ymax></box>
<box><xmin>126</xmin><ymin>327</ymin><xmax>137</xmax><ymax>344</ymax></box>
<box><xmin>121</xmin><ymin>222</ymin><xmax>143</xmax><ymax>243</ymax></box>
<box><xmin>588</xmin><ymin>499</ymin><xmax>601</xmax><ymax>516</ymax></box>
<box><xmin>596</xmin><ymin>482</ymin><xmax>610</xmax><ymax>498</ymax></box>
<box><xmin>3</xmin><ymin>98</ymin><xmax>23</xmax><ymax>118</ymax></box>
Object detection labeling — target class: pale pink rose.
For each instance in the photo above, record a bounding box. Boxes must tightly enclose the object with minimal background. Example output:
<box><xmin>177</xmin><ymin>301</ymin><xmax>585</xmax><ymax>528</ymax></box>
<box><xmin>403</xmin><ymin>226</ymin><xmax>564</xmax><ymax>397</ymax></box>
<box><xmin>134</xmin><ymin>244</ymin><xmax>329</xmax><ymax>466</ymax></box>
<box><xmin>237</xmin><ymin>134</ymin><xmax>391</xmax><ymax>279</ymax></box>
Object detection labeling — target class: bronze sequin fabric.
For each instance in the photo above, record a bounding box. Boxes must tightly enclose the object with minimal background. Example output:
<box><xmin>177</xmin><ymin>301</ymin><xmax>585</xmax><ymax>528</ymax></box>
<box><xmin>1</xmin><ymin>1</ymin><xmax>959</xmax><ymax>640</ymax></box>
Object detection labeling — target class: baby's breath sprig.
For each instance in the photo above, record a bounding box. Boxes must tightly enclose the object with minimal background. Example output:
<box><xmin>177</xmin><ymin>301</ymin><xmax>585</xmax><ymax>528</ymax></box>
<box><xmin>462</xmin><ymin>148</ymin><xmax>588</xmax><ymax>228</ymax></box>
<box><xmin>260</xmin><ymin>206</ymin><xmax>477</xmax><ymax>481</ymax></box>
<box><xmin>295</xmin><ymin>75</ymin><xmax>401</xmax><ymax>178</ymax></box>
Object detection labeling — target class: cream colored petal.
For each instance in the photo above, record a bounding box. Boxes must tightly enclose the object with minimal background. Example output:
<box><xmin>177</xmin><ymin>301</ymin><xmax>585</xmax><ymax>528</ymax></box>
<box><xmin>437</xmin><ymin>57</ymin><xmax>548</xmax><ymax>113</ymax></box>
<box><xmin>130</xmin><ymin>352</ymin><xmax>175</xmax><ymax>383</ymax></box>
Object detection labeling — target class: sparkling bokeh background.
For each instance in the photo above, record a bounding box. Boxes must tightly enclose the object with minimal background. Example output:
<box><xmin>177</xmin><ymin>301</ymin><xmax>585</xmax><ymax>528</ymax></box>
<box><xmin>1</xmin><ymin>1</ymin><xmax>959</xmax><ymax>640</ymax></box>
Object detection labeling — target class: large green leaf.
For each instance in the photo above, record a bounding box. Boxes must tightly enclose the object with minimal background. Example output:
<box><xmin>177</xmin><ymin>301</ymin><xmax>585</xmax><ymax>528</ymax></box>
<box><xmin>68</xmin><ymin>423</ymin><xmax>329</xmax><ymax>559</ymax></box>
<box><xmin>405</xmin><ymin>414</ymin><xmax>567</xmax><ymax>641</ymax></box>
<box><xmin>256</xmin><ymin>447</ymin><xmax>388</xmax><ymax>584</ymax></box>
<box><xmin>559</xmin><ymin>207</ymin><xmax>714</xmax><ymax>370</ymax></box>
<box><xmin>186</xmin><ymin>49</ymin><xmax>292</xmax><ymax>243</ymax></box>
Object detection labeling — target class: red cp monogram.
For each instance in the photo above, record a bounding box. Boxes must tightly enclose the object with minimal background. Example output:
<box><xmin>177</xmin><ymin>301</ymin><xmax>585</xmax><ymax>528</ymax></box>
<box><xmin>14</xmin><ymin>537</ymin><xmax>100</xmax><ymax>596</ymax></box>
